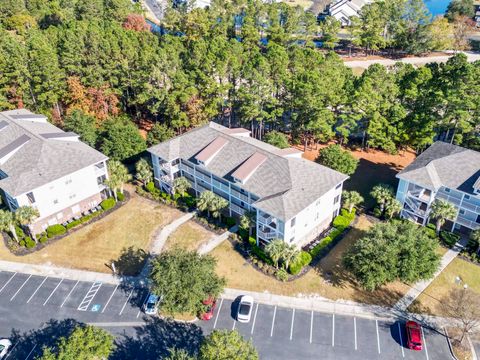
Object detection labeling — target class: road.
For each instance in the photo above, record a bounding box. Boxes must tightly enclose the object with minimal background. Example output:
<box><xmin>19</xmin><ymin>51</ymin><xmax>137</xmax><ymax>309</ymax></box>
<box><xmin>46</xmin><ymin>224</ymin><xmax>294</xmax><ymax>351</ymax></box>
<box><xmin>0</xmin><ymin>270</ymin><xmax>453</xmax><ymax>359</ymax></box>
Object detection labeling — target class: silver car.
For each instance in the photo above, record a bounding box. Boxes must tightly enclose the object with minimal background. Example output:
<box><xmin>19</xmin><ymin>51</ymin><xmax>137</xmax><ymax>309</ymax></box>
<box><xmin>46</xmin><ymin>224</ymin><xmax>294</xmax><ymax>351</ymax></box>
<box><xmin>0</xmin><ymin>339</ymin><xmax>12</xmax><ymax>359</ymax></box>
<box><xmin>237</xmin><ymin>295</ymin><xmax>254</xmax><ymax>323</ymax></box>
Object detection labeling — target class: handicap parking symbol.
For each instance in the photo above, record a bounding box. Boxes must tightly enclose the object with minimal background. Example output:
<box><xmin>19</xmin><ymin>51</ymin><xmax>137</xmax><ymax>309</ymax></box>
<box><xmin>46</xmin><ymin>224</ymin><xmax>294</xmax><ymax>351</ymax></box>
<box><xmin>91</xmin><ymin>304</ymin><xmax>101</xmax><ymax>312</ymax></box>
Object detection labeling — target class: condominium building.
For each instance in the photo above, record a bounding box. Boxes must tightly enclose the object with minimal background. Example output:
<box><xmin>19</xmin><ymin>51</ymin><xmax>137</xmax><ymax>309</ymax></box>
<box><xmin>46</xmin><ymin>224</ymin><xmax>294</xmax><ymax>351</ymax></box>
<box><xmin>396</xmin><ymin>141</ymin><xmax>480</xmax><ymax>234</ymax></box>
<box><xmin>327</xmin><ymin>0</ymin><xmax>373</xmax><ymax>26</ymax></box>
<box><xmin>0</xmin><ymin>109</ymin><xmax>109</xmax><ymax>235</ymax></box>
<box><xmin>148</xmin><ymin>122</ymin><xmax>348</xmax><ymax>247</ymax></box>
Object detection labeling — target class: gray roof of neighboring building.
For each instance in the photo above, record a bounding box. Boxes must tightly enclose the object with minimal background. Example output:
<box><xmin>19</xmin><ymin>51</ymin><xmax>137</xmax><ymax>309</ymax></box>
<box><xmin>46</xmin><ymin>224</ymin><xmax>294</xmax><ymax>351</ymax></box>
<box><xmin>397</xmin><ymin>141</ymin><xmax>480</xmax><ymax>194</ymax></box>
<box><xmin>0</xmin><ymin>109</ymin><xmax>108</xmax><ymax>197</ymax></box>
<box><xmin>148</xmin><ymin>122</ymin><xmax>348</xmax><ymax>220</ymax></box>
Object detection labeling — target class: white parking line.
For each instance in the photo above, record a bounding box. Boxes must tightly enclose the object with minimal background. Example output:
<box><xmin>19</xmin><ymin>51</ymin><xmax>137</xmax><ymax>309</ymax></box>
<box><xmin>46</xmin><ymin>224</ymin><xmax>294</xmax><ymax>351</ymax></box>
<box><xmin>398</xmin><ymin>322</ymin><xmax>405</xmax><ymax>357</ymax></box>
<box><xmin>213</xmin><ymin>298</ymin><xmax>223</xmax><ymax>329</ymax></box>
<box><xmin>354</xmin><ymin>317</ymin><xmax>357</xmax><ymax>350</ymax></box>
<box><xmin>0</xmin><ymin>272</ymin><xmax>16</xmax><ymax>294</ymax></box>
<box><xmin>310</xmin><ymin>311</ymin><xmax>313</xmax><ymax>344</ymax></box>
<box><xmin>24</xmin><ymin>344</ymin><xmax>37</xmax><ymax>360</ymax></box>
<box><xmin>251</xmin><ymin>303</ymin><xmax>259</xmax><ymax>335</ymax></box>
<box><xmin>332</xmin><ymin>314</ymin><xmax>335</xmax><ymax>347</ymax></box>
<box><xmin>289</xmin><ymin>309</ymin><xmax>295</xmax><ymax>340</ymax></box>
<box><xmin>270</xmin><ymin>306</ymin><xmax>277</xmax><ymax>337</ymax></box>
<box><xmin>27</xmin><ymin>277</ymin><xmax>48</xmax><ymax>303</ymax></box>
<box><xmin>232</xmin><ymin>320</ymin><xmax>236</xmax><ymax>330</ymax></box>
<box><xmin>10</xmin><ymin>274</ymin><xmax>31</xmax><ymax>301</ymax></box>
<box><xmin>78</xmin><ymin>281</ymin><xmax>102</xmax><ymax>311</ymax></box>
<box><xmin>376</xmin><ymin>319</ymin><xmax>381</xmax><ymax>354</ymax></box>
<box><xmin>101</xmin><ymin>284</ymin><xmax>119</xmax><ymax>313</ymax></box>
<box><xmin>119</xmin><ymin>288</ymin><xmax>134</xmax><ymax>315</ymax></box>
<box><xmin>136</xmin><ymin>291</ymin><xmax>150</xmax><ymax>318</ymax></box>
<box><xmin>61</xmin><ymin>280</ymin><xmax>79</xmax><ymax>308</ymax></box>
<box><xmin>421</xmin><ymin>326</ymin><xmax>429</xmax><ymax>360</ymax></box>
<box><xmin>43</xmin><ymin>278</ymin><xmax>63</xmax><ymax>306</ymax></box>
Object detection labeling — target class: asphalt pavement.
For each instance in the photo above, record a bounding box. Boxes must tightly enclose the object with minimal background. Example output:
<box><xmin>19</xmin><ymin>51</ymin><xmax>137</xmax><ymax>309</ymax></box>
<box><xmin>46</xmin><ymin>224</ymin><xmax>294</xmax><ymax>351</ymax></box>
<box><xmin>0</xmin><ymin>270</ymin><xmax>453</xmax><ymax>359</ymax></box>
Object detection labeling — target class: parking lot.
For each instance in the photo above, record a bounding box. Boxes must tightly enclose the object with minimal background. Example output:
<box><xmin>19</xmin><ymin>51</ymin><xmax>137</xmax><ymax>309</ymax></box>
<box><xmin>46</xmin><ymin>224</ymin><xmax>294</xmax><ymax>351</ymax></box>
<box><xmin>200</xmin><ymin>298</ymin><xmax>453</xmax><ymax>360</ymax></box>
<box><xmin>0</xmin><ymin>270</ymin><xmax>453</xmax><ymax>359</ymax></box>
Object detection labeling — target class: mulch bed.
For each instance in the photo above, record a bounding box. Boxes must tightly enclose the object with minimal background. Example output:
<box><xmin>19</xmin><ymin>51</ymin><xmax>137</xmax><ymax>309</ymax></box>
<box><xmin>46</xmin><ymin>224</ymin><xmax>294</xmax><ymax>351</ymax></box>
<box><xmin>3</xmin><ymin>191</ymin><xmax>131</xmax><ymax>256</ymax></box>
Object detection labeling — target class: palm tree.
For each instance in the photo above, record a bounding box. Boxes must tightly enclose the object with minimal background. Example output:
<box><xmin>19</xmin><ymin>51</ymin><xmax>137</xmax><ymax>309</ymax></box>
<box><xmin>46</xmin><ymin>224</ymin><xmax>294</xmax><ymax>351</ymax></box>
<box><xmin>265</xmin><ymin>239</ymin><xmax>287</xmax><ymax>269</ymax></box>
<box><xmin>211</xmin><ymin>196</ymin><xmax>229</xmax><ymax>221</ymax></box>
<box><xmin>173</xmin><ymin>177</ymin><xmax>191</xmax><ymax>196</ymax></box>
<box><xmin>197</xmin><ymin>191</ymin><xmax>216</xmax><ymax>218</ymax></box>
<box><xmin>342</xmin><ymin>190</ymin><xmax>364</xmax><ymax>213</ymax></box>
<box><xmin>282</xmin><ymin>245</ymin><xmax>300</xmax><ymax>271</ymax></box>
<box><xmin>135</xmin><ymin>158</ymin><xmax>153</xmax><ymax>186</ymax></box>
<box><xmin>384</xmin><ymin>198</ymin><xmax>402</xmax><ymax>219</ymax></box>
<box><xmin>430</xmin><ymin>199</ymin><xmax>458</xmax><ymax>234</ymax></box>
<box><xmin>15</xmin><ymin>206</ymin><xmax>40</xmax><ymax>241</ymax></box>
<box><xmin>0</xmin><ymin>210</ymin><xmax>17</xmax><ymax>241</ymax></box>
<box><xmin>240</xmin><ymin>211</ymin><xmax>256</xmax><ymax>237</ymax></box>
<box><xmin>107</xmin><ymin>160</ymin><xmax>132</xmax><ymax>198</ymax></box>
<box><xmin>370</xmin><ymin>184</ymin><xmax>394</xmax><ymax>214</ymax></box>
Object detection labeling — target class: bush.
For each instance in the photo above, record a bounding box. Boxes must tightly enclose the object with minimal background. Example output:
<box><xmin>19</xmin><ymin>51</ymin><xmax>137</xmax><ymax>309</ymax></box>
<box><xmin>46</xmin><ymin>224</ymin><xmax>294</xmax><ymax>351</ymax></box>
<box><xmin>238</xmin><ymin>229</ymin><xmax>249</xmax><ymax>241</ymax></box>
<box><xmin>289</xmin><ymin>251</ymin><xmax>312</xmax><ymax>275</ymax></box>
<box><xmin>100</xmin><ymin>198</ymin><xmax>116</xmax><ymax>211</ymax></box>
<box><xmin>440</xmin><ymin>231</ymin><xmax>460</xmax><ymax>248</ymax></box>
<box><xmin>19</xmin><ymin>240</ymin><xmax>25</xmax><ymax>247</ymax></box>
<box><xmin>15</xmin><ymin>226</ymin><xmax>25</xmax><ymax>239</ymax></box>
<box><xmin>66</xmin><ymin>219</ymin><xmax>81</xmax><ymax>230</ymax></box>
<box><xmin>116</xmin><ymin>192</ymin><xmax>125</xmax><ymax>201</ymax></box>
<box><xmin>145</xmin><ymin>181</ymin><xmax>155</xmax><ymax>193</ymax></box>
<box><xmin>423</xmin><ymin>226</ymin><xmax>437</xmax><ymax>239</ymax></box>
<box><xmin>248</xmin><ymin>236</ymin><xmax>256</xmax><ymax>247</ymax></box>
<box><xmin>39</xmin><ymin>235</ymin><xmax>48</xmax><ymax>244</ymax></box>
<box><xmin>275</xmin><ymin>268</ymin><xmax>289</xmax><ymax>282</ymax></box>
<box><xmin>225</xmin><ymin>217</ymin><xmax>236</xmax><ymax>227</ymax></box>
<box><xmin>333</xmin><ymin>210</ymin><xmax>355</xmax><ymax>230</ymax></box>
<box><xmin>467</xmin><ymin>237</ymin><xmax>480</xmax><ymax>254</ymax></box>
<box><xmin>25</xmin><ymin>237</ymin><xmax>36</xmax><ymax>248</ymax></box>
<box><xmin>46</xmin><ymin>224</ymin><xmax>66</xmax><ymax>238</ymax></box>
<box><xmin>309</xmin><ymin>236</ymin><xmax>334</xmax><ymax>258</ymax></box>
<box><xmin>251</xmin><ymin>245</ymin><xmax>272</xmax><ymax>265</ymax></box>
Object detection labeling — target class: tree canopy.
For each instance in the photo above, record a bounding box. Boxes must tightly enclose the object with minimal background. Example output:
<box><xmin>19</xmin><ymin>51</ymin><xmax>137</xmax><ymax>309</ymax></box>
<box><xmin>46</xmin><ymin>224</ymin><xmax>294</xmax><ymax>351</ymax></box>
<box><xmin>316</xmin><ymin>144</ymin><xmax>359</xmax><ymax>175</ymax></box>
<box><xmin>199</xmin><ymin>330</ymin><xmax>259</xmax><ymax>360</ymax></box>
<box><xmin>343</xmin><ymin>220</ymin><xmax>441</xmax><ymax>290</ymax></box>
<box><xmin>149</xmin><ymin>248</ymin><xmax>226</xmax><ymax>315</ymax></box>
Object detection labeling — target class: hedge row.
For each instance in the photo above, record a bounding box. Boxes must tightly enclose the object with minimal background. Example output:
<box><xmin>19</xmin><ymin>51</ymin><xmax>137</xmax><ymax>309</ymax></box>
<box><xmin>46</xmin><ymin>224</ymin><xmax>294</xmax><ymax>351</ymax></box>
<box><xmin>440</xmin><ymin>230</ymin><xmax>460</xmax><ymax>248</ymax></box>
<box><xmin>289</xmin><ymin>251</ymin><xmax>312</xmax><ymax>275</ymax></box>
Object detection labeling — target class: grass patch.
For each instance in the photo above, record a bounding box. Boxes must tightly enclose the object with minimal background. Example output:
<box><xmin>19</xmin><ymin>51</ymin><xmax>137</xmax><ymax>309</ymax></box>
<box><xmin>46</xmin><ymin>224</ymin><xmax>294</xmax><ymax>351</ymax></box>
<box><xmin>211</xmin><ymin>215</ymin><xmax>410</xmax><ymax>306</ymax></box>
<box><xmin>0</xmin><ymin>191</ymin><xmax>182</xmax><ymax>275</ymax></box>
<box><xmin>408</xmin><ymin>257</ymin><xmax>480</xmax><ymax>316</ymax></box>
<box><xmin>164</xmin><ymin>221</ymin><xmax>215</xmax><ymax>252</ymax></box>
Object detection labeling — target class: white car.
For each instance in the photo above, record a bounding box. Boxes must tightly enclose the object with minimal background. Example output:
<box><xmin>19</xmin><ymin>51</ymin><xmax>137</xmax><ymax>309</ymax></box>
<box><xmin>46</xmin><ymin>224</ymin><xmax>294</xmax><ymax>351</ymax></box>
<box><xmin>0</xmin><ymin>339</ymin><xmax>12</xmax><ymax>359</ymax></box>
<box><xmin>237</xmin><ymin>295</ymin><xmax>254</xmax><ymax>323</ymax></box>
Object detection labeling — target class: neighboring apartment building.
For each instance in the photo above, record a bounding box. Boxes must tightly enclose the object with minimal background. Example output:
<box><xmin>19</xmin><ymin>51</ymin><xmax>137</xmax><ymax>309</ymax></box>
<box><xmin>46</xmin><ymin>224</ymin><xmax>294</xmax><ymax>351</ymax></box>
<box><xmin>148</xmin><ymin>122</ymin><xmax>348</xmax><ymax>248</ymax></box>
<box><xmin>327</xmin><ymin>0</ymin><xmax>373</xmax><ymax>26</ymax></box>
<box><xmin>396</xmin><ymin>141</ymin><xmax>480</xmax><ymax>234</ymax></box>
<box><xmin>0</xmin><ymin>109</ymin><xmax>109</xmax><ymax>235</ymax></box>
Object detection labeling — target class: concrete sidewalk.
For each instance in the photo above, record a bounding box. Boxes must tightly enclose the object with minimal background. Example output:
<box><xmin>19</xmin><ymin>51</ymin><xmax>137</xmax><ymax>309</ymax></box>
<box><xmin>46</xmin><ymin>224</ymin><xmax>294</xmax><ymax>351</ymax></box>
<box><xmin>394</xmin><ymin>238</ymin><xmax>467</xmax><ymax>311</ymax></box>
<box><xmin>149</xmin><ymin>211</ymin><xmax>195</xmax><ymax>254</ymax></box>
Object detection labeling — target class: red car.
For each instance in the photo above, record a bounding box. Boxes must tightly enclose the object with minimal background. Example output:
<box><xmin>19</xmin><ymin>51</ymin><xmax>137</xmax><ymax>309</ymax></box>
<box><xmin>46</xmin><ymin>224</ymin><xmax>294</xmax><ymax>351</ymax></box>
<box><xmin>200</xmin><ymin>298</ymin><xmax>217</xmax><ymax>321</ymax></box>
<box><xmin>406</xmin><ymin>321</ymin><xmax>423</xmax><ymax>351</ymax></box>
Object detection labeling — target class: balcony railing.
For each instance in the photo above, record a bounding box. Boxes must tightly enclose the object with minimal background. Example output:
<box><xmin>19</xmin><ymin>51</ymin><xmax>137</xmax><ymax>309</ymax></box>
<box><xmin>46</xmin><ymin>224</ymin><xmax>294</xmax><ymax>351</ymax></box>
<box><xmin>456</xmin><ymin>216</ymin><xmax>480</xmax><ymax>231</ymax></box>
<box><xmin>258</xmin><ymin>228</ymin><xmax>277</xmax><ymax>240</ymax></box>
<box><xmin>161</xmin><ymin>175</ymin><xmax>172</xmax><ymax>185</ymax></box>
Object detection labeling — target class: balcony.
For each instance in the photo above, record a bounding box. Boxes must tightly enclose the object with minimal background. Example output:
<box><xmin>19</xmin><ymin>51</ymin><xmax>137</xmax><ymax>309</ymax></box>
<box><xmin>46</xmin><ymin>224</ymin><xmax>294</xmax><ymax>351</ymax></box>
<box><xmin>161</xmin><ymin>175</ymin><xmax>172</xmax><ymax>185</ymax></box>
<box><xmin>161</xmin><ymin>162</ymin><xmax>172</xmax><ymax>172</ymax></box>
<box><xmin>404</xmin><ymin>196</ymin><xmax>428</xmax><ymax>216</ymax></box>
<box><xmin>456</xmin><ymin>216</ymin><xmax>480</xmax><ymax>231</ymax></box>
<box><xmin>258</xmin><ymin>227</ymin><xmax>277</xmax><ymax>240</ymax></box>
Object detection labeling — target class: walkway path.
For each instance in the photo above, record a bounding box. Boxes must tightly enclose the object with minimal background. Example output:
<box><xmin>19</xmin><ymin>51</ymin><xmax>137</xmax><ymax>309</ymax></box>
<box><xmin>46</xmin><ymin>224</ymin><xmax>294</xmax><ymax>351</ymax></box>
<box><xmin>394</xmin><ymin>238</ymin><xmax>468</xmax><ymax>311</ymax></box>
<box><xmin>149</xmin><ymin>211</ymin><xmax>195</xmax><ymax>255</ymax></box>
<box><xmin>197</xmin><ymin>225</ymin><xmax>237</xmax><ymax>255</ymax></box>
<box><xmin>344</xmin><ymin>51</ymin><xmax>480</xmax><ymax>69</ymax></box>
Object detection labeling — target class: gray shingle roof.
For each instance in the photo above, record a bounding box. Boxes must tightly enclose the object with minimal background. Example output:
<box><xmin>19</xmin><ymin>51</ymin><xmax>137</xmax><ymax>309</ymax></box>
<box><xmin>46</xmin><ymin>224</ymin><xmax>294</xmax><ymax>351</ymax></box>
<box><xmin>148</xmin><ymin>123</ymin><xmax>348</xmax><ymax>220</ymax></box>
<box><xmin>0</xmin><ymin>109</ymin><xmax>108</xmax><ymax>197</ymax></box>
<box><xmin>397</xmin><ymin>141</ymin><xmax>480</xmax><ymax>194</ymax></box>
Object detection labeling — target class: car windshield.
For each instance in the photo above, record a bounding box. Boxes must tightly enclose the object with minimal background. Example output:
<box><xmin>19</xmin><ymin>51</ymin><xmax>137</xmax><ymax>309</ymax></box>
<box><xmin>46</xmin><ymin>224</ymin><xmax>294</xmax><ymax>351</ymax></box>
<box><xmin>146</xmin><ymin>302</ymin><xmax>155</xmax><ymax>310</ymax></box>
<box><xmin>0</xmin><ymin>345</ymin><xmax>4</xmax><ymax>351</ymax></box>
<box><xmin>239</xmin><ymin>304</ymin><xmax>251</xmax><ymax>315</ymax></box>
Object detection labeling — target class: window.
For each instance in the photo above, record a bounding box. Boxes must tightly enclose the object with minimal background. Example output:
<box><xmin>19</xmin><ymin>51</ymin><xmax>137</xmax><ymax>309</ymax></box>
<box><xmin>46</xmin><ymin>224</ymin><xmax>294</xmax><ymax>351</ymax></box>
<box><xmin>97</xmin><ymin>175</ymin><xmax>106</xmax><ymax>185</ymax></box>
<box><xmin>445</xmin><ymin>188</ymin><xmax>451</xmax><ymax>193</ymax></box>
<box><xmin>464</xmin><ymin>195</ymin><xmax>470</xmax><ymax>200</ymax></box>
<box><xmin>459</xmin><ymin>209</ymin><xmax>465</xmax><ymax>215</ymax></box>
<box><xmin>172</xmin><ymin>158</ymin><xmax>180</xmax><ymax>166</ymax></box>
<box><xmin>69</xmin><ymin>194</ymin><xmax>76</xmax><ymax>199</ymax></box>
<box><xmin>290</xmin><ymin>217</ymin><xmax>296</xmax><ymax>227</ymax></box>
<box><xmin>65</xmin><ymin>179</ymin><xmax>72</xmax><ymax>185</ymax></box>
<box><xmin>476</xmin><ymin>214</ymin><xmax>480</xmax><ymax>224</ymax></box>
<box><xmin>53</xmin><ymin>199</ymin><xmax>58</xmax><ymax>204</ymax></box>
<box><xmin>335</xmin><ymin>183</ymin><xmax>342</xmax><ymax>190</ymax></box>
<box><xmin>334</xmin><ymin>195</ymin><xmax>340</xmax><ymax>204</ymax></box>
<box><xmin>26</xmin><ymin>192</ymin><xmax>35</xmax><ymax>204</ymax></box>
<box><xmin>289</xmin><ymin>237</ymin><xmax>295</xmax><ymax>243</ymax></box>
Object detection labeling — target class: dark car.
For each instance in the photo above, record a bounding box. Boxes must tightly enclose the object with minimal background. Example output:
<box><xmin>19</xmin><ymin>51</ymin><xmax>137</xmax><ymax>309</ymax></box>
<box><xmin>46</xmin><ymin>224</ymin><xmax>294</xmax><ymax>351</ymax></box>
<box><xmin>406</xmin><ymin>321</ymin><xmax>423</xmax><ymax>351</ymax></box>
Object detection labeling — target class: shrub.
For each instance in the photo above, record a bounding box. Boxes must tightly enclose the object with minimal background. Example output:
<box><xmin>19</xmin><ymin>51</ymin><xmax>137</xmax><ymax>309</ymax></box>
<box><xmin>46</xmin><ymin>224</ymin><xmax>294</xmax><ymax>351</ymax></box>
<box><xmin>440</xmin><ymin>231</ymin><xmax>460</xmax><ymax>248</ymax></box>
<box><xmin>238</xmin><ymin>229</ymin><xmax>249</xmax><ymax>241</ymax></box>
<box><xmin>100</xmin><ymin>198</ymin><xmax>116</xmax><ymax>211</ymax></box>
<box><xmin>467</xmin><ymin>237</ymin><xmax>480</xmax><ymax>254</ymax></box>
<box><xmin>116</xmin><ymin>192</ymin><xmax>125</xmax><ymax>201</ymax></box>
<box><xmin>15</xmin><ymin>226</ymin><xmax>25</xmax><ymax>239</ymax></box>
<box><xmin>46</xmin><ymin>224</ymin><xmax>67</xmax><ymax>238</ymax></box>
<box><xmin>248</xmin><ymin>236</ymin><xmax>256</xmax><ymax>247</ymax></box>
<box><xmin>225</xmin><ymin>217</ymin><xmax>236</xmax><ymax>227</ymax></box>
<box><xmin>309</xmin><ymin>236</ymin><xmax>334</xmax><ymax>258</ymax></box>
<box><xmin>145</xmin><ymin>181</ymin><xmax>155</xmax><ymax>193</ymax></box>
<box><xmin>275</xmin><ymin>268</ymin><xmax>289</xmax><ymax>282</ymax></box>
<box><xmin>19</xmin><ymin>240</ymin><xmax>25</xmax><ymax>247</ymax></box>
<box><xmin>289</xmin><ymin>251</ymin><xmax>312</xmax><ymax>275</ymax></box>
<box><xmin>251</xmin><ymin>245</ymin><xmax>272</xmax><ymax>265</ymax></box>
<box><xmin>423</xmin><ymin>226</ymin><xmax>437</xmax><ymax>239</ymax></box>
<box><xmin>25</xmin><ymin>237</ymin><xmax>35</xmax><ymax>248</ymax></box>
<box><xmin>333</xmin><ymin>210</ymin><xmax>355</xmax><ymax>230</ymax></box>
<box><xmin>39</xmin><ymin>235</ymin><xmax>48</xmax><ymax>244</ymax></box>
<box><xmin>66</xmin><ymin>219</ymin><xmax>81</xmax><ymax>230</ymax></box>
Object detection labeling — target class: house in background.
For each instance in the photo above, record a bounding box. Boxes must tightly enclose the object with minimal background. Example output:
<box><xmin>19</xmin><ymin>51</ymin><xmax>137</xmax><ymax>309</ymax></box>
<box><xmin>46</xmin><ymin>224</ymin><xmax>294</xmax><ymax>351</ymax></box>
<box><xmin>0</xmin><ymin>109</ymin><xmax>109</xmax><ymax>235</ymax></box>
<box><xmin>396</xmin><ymin>141</ymin><xmax>480</xmax><ymax>234</ymax></box>
<box><xmin>148</xmin><ymin>122</ymin><xmax>348</xmax><ymax>248</ymax></box>
<box><xmin>326</xmin><ymin>0</ymin><xmax>373</xmax><ymax>26</ymax></box>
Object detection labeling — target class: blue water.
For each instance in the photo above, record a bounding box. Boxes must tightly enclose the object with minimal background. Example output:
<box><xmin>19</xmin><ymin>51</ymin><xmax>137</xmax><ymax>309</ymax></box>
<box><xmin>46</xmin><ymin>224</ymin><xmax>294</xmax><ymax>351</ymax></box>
<box><xmin>424</xmin><ymin>0</ymin><xmax>451</xmax><ymax>17</ymax></box>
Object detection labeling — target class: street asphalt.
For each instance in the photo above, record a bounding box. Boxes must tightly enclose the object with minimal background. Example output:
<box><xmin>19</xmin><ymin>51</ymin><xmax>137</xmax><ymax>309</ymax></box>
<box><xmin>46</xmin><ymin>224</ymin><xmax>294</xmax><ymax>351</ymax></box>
<box><xmin>0</xmin><ymin>270</ymin><xmax>454</xmax><ymax>359</ymax></box>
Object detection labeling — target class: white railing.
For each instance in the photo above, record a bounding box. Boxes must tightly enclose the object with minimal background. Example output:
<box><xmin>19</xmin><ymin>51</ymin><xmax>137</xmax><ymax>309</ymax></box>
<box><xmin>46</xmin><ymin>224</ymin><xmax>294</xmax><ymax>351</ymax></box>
<box><xmin>161</xmin><ymin>175</ymin><xmax>172</xmax><ymax>185</ymax></box>
<box><xmin>258</xmin><ymin>229</ymin><xmax>277</xmax><ymax>240</ymax></box>
<box><xmin>161</xmin><ymin>162</ymin><xmax>171</xmax><ymax>172</ymax></box>
<box><xmin>456</xmin><ymin>217</ymin><xmax>480</xmax><ymax>230</ymax></box>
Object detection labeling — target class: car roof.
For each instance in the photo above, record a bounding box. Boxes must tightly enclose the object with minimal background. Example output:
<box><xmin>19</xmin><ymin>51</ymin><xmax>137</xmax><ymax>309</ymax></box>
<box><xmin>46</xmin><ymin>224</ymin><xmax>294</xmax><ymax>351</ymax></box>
<box><xmin>407</xmin><ymin>322</ymin><xmax>422</xmax><ymax>342</ymax></box>
<box><xmin>240</xmin><ymin>295</ymin><xmax>254</xmax><ymax>303</ymax></box>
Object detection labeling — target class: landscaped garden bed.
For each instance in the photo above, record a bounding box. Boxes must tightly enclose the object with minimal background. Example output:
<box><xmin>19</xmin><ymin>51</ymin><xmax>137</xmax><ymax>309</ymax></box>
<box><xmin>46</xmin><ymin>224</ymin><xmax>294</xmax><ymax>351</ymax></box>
<box><xmin>3</xmin><ymin>193</ymin><xmax>129</xmax><ymax>255</ymax></box>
